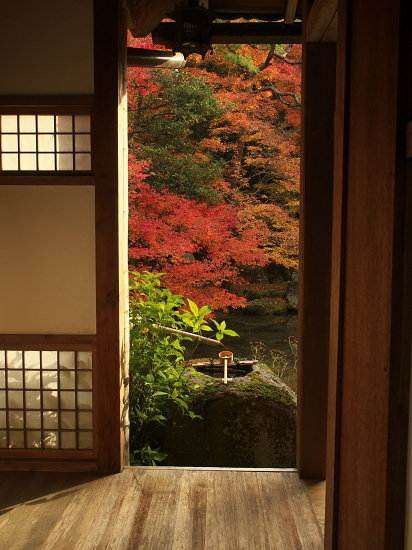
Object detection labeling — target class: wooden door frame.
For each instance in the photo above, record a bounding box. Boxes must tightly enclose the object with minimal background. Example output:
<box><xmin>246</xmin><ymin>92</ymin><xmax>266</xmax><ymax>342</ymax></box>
<box><xmin>93</xmin><ymin>0</ymin><xmax>128</xmax><ymax>472</ymax></box>
<box><xmin>298</xmin><ymin>0</ymin><xmax>336</xmax><ymax>478</ymax></box>
<box><xmin>322</xmin><ymin>0</ymin><xmax>412</xmax><ymax>547</ymax></box>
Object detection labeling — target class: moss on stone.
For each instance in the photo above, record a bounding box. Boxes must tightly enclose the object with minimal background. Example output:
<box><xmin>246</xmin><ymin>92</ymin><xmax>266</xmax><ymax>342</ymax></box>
<box><xmin>189</xmin><ymin>381</ymin><xmax>229</xmax><ymax>408</ymax></box>
<box><xmin>188</xmin><ymin>374</ymin><xmax>296</xmax><ymax>410</ymax></box>
<box><xmin>231</xmin><ymin>381</ymin><xmax>296</xmax><ymax>408</ymax></box>
<box><xmin>156</xmin><ymin>366</ymin><xmax>297</xmax><ymax>468</ymax></box>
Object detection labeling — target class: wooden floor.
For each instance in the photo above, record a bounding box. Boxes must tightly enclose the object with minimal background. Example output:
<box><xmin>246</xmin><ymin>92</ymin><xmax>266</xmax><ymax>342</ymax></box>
<box><xmin>0</xmin><ymin>467</ymin><xmax>325</xmax><ymax>550</ymax></box>
<box><xmin>301</xmin><ymin>479</ymin><xmax>326</xmax><ymax>537</ymax></box>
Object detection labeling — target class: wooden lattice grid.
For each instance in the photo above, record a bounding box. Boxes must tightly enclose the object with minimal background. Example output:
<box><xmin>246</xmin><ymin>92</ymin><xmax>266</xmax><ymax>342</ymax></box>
<box><xmin>0</xmin><ymin>113</ymin><xmax>92</xmax><ymax>171</ymax></box>
<box><xmin>0</xmin><ymin>349</ymin><xmax>93</xmax><ymax>450</ymax></box>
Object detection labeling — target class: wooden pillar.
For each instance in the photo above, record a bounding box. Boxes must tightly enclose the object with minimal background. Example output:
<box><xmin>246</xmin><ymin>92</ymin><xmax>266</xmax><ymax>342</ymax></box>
<box><xmin>325</xmin><ymin>0</ymin><xmax>412</xmax><ymax>547</ymax></box>
<box><xmin>298</xmin><ymin>6</ymin><xmax>336</xmax><ymax>478</ymax></box>
<box><xmin>94</xmin><ymin>0</ymin><xmax>127</xmax><ymax>472</ymax></box>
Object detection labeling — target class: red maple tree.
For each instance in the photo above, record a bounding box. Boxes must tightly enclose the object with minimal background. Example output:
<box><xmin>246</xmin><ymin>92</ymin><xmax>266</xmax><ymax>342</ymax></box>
<box><xmin>128</xmin><ymin>156</ymin><xmax>267</xmax><ymax>309</ymax></box>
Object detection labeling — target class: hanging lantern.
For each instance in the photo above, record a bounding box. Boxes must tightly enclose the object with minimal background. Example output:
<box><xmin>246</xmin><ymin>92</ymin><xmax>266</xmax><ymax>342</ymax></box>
<box><xmin>169</xmin><ymin>2</ymin><xmax>216</xmax><ymax>59</ymax></box>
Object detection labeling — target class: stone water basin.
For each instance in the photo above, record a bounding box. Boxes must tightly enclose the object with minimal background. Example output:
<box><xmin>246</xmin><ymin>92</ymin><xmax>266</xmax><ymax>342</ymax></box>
<box><xmin>188</xmin><ymin>358</ymin><xmax>257</xmax><ymax>379</ymax></box>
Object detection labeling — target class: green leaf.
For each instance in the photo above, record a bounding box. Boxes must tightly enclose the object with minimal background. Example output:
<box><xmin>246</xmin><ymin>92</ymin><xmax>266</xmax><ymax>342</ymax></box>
<box><xmin>149</xmin><ymin>414</ymin><xmax>167</xmax><ymax>422</ymax></box>
<box><xmin>187</xmin><ymin>299</ymin><xmax>199</xmax><ymax>316</ymax></box>
<box><xmin>223</xmin><ymin>329</ymin><xmax>239</xmax><ymax>337</ymax></box>
<box><xmin>188</xmin><ymin>411</ymin><xmax>202</xmax><ymax>419</ymax></box>
<box><xmin>198</xmin><ymin>304</ymin><xmax>212</xmax><ymax>317</ymax></box>
<box><xmin>174</xmin><ymin>397</ymin><xmax>189</xmax><ymax>410</ymax></box>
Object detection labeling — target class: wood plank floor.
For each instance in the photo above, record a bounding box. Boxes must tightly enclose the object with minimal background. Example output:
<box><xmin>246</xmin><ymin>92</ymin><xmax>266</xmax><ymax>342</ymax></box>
<box><xmin>302</xmin><ymin>479</ymin><xmax>326</xmax><ymax>536</ymax></box>
<box><xmin>0</xmin><ymin>468</ymin><xmax>324</xmax><ymax>550</ymax></box>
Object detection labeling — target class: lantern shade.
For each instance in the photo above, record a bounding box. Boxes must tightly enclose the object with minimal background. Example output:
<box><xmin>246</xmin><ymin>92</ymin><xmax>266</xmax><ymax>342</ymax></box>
<box><xmin>168</xmin><ymin>4</ymin><xmax>216</xmax><ymax>59</ymax></box>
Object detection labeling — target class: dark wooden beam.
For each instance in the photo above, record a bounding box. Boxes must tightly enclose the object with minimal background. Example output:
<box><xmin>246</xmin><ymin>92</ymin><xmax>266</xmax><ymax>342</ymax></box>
<box><xmin>306</xmin><ymin>0</ymin><xmax>337</xmax><ymax>42</ymax></box>
<box><xmin>0</xmin><ymin>95</ymin><xmax>93</xmax><ymax>106</ymax></box>
<box><xmin>93</xmin><ymin>0</ymin><xmax>124</xmax><ymax>473</ymax></box>
<box><xmin>0</xmin><ymin>175</ymin><xmax>95</xmax><ymax>185</ymax></box>
<box><xmin>324</xmin><ymin>0</ymin><xmax>349</xmax><ymax>544</ymax></box>
<box><xmin>298</xmin><ymin>38</ymin><xmax>336</xmax><ymax>479</ymax></box>
<box><xmin>0</xmin><ymin>335</ymin><xmax>96</xmax><ymax>347</ymax></box>
<box><xmin>209</xmin><ymin>0</ymin><xmax>300</xmax><ymax>13</ymax></box>
<box><xmin>325</xmin><ymin>0</ymin><xmax>412</xmax><ymax>547</ymax></box>
<box><xmin>284</xmin><ymin>0</ymin><xmax>299</xmax><ymax>23</ymax></box>
<box><xmin>129</xmin><ymin>0</ymin><xmax>176</xmax><ymax>37</ymax></box>
<box><xmin>407</xmin><ymin>121</ymin><xmax>412</xmax><ymax>158</ymax></box>
<box><xmin>153</xmin><ymin>22</ymin><xmax>302</xmax><ymax>46</ymax></box>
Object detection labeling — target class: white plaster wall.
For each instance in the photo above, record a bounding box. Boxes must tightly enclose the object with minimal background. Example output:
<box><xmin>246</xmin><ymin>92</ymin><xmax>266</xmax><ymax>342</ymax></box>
<box><xmin>0</xmin><ymin>0</ymin><xmax>93</xmax><ymax>95</ymax></box>
<box><xmin>0</xmin><ymin>186</ymin><xmax>96</xmax><ymax>334</ymax></box>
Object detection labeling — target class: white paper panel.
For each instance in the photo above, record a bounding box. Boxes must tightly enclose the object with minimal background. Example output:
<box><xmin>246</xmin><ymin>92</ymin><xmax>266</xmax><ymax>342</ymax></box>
<box><xmin>0</xmin><ymin>186</ymin><xmax>96</xmax><ymax>334</ymax></box>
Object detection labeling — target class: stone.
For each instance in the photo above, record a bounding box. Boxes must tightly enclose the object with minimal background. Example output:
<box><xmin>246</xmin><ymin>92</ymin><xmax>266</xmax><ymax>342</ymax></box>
<box><xmin>155</xmin><ymin>366</ymin><xmax>296</xmax><ymax>468</ymax></box>
<box><xmin>243</xmin><ymin>297</ymin><xmax>288</xmax><ymax>315</ymax></box>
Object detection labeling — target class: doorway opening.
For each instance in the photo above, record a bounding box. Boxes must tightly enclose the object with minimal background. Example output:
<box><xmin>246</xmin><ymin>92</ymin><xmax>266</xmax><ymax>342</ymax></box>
<box><xmin>127</xmin><ymin>24</ymin><xmax>301</xmax><ymax>470</ymax></box>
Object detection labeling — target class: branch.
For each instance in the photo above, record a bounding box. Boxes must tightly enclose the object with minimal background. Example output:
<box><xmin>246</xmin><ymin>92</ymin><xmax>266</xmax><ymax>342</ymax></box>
<box><xmin>251</xmin><ymin>85</ymin><xmax>301</xmax><ymax>107</ymax></box>
<box><xmin>258</xmin><ymin>44</ymin><xmax>301</xmax><ymax>71</ymax></box>
<box><xmin>270</xmin><ymin>51</ymin><xmax>301</xmax><ymax>65</ymax></box>
<box><xmin>270</xmin><ymin>44</ymin><xmax>301</xmax><ymax>65</ymax></box>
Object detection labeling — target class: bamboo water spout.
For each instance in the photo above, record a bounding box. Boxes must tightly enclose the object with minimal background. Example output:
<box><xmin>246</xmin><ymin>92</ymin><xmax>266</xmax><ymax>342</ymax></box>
<box><xmin>160</xmin><ymin>326</ymin><xmax>227</xmax><ymax>348</ymax></box>
<box><xmin>219</xmin><ymin>350</ymin><xmax>234</xmax><ymax>384</ymax></box>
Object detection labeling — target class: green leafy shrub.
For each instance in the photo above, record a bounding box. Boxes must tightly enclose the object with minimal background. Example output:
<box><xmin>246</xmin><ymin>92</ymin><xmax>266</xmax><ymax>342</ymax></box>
<box><xmin>129</xmin><ymin>271</ymin><xmax>238</xmax><ymax>465</ymax></box>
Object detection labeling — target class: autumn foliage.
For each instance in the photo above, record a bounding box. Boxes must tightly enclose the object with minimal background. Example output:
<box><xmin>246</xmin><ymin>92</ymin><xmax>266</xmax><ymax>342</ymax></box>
<box><xmin>128</xmin><ymin>32</ymin><xmax>301</xmax><ymax>311</ymax></box>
